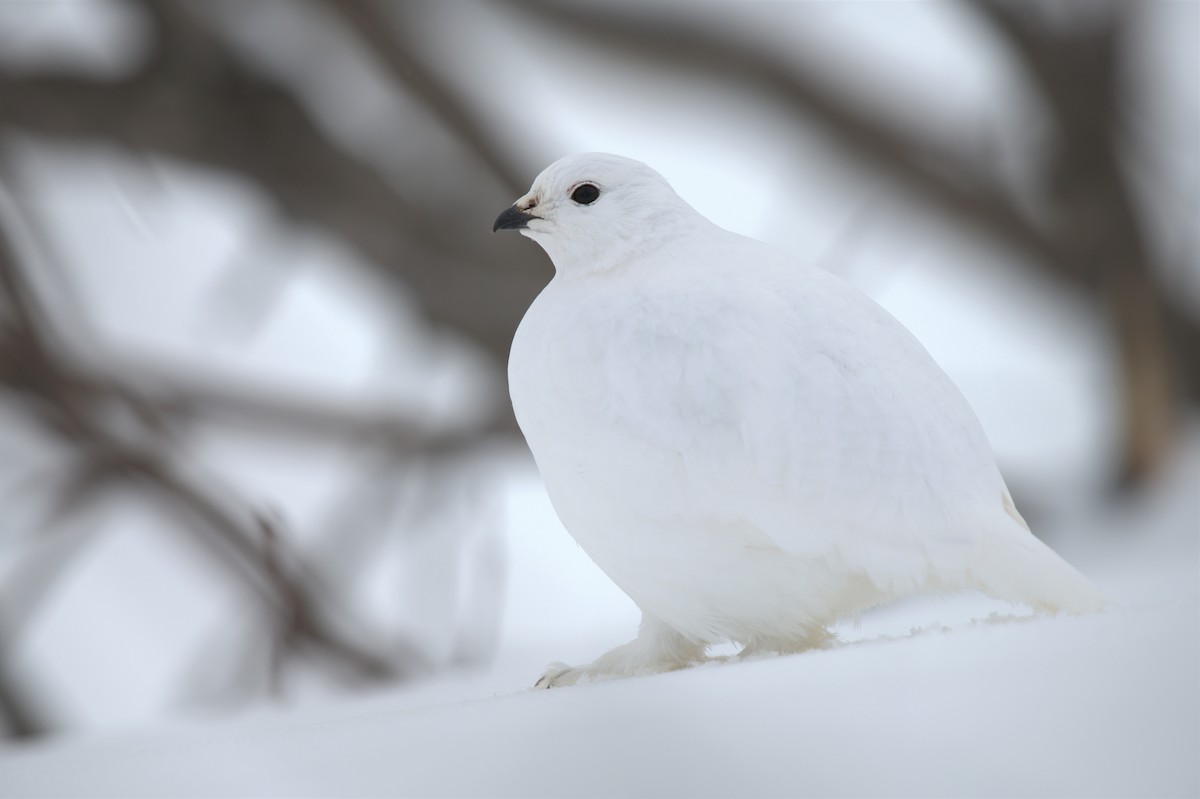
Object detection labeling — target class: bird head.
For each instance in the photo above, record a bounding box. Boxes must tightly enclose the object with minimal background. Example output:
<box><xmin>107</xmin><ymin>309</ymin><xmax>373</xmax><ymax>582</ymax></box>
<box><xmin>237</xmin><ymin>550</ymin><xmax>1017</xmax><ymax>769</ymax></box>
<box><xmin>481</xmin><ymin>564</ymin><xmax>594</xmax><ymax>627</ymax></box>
<box><xmin>493</xmin><ymin>153</ymin><xmax>701</xmax><ymax>274</ymax></box>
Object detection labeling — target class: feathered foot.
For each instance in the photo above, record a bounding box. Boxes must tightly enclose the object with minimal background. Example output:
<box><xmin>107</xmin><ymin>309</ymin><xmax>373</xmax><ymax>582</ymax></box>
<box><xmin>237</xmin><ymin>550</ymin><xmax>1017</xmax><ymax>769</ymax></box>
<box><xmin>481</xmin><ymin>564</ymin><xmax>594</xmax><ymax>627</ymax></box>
<box><xmin>534</xmin><ymin>615</ymin><xmax>705</xmax><ymax>689</ymax></box>
<box><xmin>737</xmin><ymin>627</ymin><xmax>839</xmax><ymax>659</ymax></box>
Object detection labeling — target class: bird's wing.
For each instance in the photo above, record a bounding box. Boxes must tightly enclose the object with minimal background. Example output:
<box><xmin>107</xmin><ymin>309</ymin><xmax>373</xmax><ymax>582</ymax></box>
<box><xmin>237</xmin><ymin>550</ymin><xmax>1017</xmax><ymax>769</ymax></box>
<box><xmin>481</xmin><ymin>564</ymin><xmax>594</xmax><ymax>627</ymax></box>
<box><xmin>601</xmin><ymin>249</ymin><xmax>1012</xmax><ymax>594</ymax></box>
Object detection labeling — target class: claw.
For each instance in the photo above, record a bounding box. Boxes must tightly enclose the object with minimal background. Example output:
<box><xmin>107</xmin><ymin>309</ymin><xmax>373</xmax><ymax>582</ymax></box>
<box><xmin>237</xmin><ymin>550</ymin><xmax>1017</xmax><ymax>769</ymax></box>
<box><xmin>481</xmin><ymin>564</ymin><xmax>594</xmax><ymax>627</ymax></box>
<box><xmin>534</xmin><ymin>661</ymin><xmax>581</xmax><ymax>689</ymax></box>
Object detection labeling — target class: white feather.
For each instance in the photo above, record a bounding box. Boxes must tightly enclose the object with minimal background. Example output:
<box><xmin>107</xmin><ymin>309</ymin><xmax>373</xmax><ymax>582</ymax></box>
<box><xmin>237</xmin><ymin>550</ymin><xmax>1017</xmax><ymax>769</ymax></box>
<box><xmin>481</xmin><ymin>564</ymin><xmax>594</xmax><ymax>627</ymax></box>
<box><xmin>502</xmin><ymin>153</ymin><xmax>1106</xmax><ymax>686</ymax></box>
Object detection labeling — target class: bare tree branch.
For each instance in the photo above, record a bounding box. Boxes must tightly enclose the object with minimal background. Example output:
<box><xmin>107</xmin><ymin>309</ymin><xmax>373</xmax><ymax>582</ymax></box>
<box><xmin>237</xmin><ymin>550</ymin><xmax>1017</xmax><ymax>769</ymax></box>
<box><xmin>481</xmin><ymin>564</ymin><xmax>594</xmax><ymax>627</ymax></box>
<box><xmin>972</xmin><ymin>0</ymin><xmax>1176</xmax><ymax>485</ymax></box>
<box><xmin>504</xmin><ymin>0</ymin><xmax>1197</xmax><ymax>483</ymax></box>
<box><xmin>504</xmin><ymin>0</ymin><xmax>1067</xmax><ymax>273</ymax></box>
<box><xmin>0</xmin><ymin>660</ymin><xmax>45</xmax><ymax>739</ymax></box>
<box><xmin>0</xmin><ymin>212</ymin><xmax>416</xmax><ymax>700</ymax></box>
<box><xmin>320</xmin><ymin>0</ymin><xmax>528</xmax><ymax>196</ymax></box>
<box><xmin>0</xmin><ymin>1</ymin><xmax>545</xmax><ymax>373</ymax></box>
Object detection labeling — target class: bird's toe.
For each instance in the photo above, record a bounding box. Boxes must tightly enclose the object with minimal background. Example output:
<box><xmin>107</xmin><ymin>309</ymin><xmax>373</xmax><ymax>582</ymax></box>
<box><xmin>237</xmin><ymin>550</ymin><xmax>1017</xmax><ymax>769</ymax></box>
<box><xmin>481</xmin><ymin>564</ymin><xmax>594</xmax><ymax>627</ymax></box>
<box><xmin>534</xmin><ymin>661</ymin><xmax>583</xmax><ymax>689</ymax></box>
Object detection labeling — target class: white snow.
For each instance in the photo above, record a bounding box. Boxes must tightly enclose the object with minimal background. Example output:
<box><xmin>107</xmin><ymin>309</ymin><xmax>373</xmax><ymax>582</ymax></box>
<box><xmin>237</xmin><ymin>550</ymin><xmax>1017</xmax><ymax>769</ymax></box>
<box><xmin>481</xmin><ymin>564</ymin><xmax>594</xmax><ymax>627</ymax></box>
<box><xmin>0</xmin><ymin>612</ymin><xmax>1194</xmax><ymax>798</ymax></box>
<box><xmin>0</xmin><ymin>435</ymin><xmax>1196</xmax><ymax>798</ymax></box>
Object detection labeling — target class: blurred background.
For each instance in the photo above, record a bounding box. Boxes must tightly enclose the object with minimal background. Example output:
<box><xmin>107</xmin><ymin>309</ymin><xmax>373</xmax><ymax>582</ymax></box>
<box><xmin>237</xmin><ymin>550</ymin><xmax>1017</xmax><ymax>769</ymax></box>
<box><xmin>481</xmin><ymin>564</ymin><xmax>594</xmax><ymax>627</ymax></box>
<box><xmin>0</xmin><ymin>0</ymin><xmax>1195</xmax><ymax>741</ymax></box>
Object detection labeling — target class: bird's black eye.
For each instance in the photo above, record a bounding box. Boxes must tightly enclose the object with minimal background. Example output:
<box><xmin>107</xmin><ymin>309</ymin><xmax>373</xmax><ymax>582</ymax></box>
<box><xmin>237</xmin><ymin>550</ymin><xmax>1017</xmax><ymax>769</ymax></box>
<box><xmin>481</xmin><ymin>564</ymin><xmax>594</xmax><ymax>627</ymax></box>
<box><xmin>571</xmin><ymin>183</ymin><xmax>600</xmax><ymax>205</ymax></box>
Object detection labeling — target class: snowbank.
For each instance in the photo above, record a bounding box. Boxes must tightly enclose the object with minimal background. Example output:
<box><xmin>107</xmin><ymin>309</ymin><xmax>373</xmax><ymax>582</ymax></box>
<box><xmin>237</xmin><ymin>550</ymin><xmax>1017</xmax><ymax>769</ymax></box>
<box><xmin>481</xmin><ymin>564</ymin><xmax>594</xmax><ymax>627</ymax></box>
<box><xmin>1</xmin><ymin>449</ymin><xmax>1196</xmax><ymax>798</ymax></box>
<box><xmin>0</xmin><ymin>597</ymin><xmax>1194</xmax><ymax>798</ymax></box>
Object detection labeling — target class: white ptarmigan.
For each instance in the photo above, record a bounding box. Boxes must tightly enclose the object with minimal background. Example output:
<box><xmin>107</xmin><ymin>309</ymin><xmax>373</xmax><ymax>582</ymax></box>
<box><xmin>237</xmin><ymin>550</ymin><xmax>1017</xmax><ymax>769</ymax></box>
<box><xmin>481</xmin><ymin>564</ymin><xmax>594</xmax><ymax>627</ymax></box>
<box><xmin>494</xmin><ymin>153</ymin><xmax>1106</xmax><ymax>688</ymax></box>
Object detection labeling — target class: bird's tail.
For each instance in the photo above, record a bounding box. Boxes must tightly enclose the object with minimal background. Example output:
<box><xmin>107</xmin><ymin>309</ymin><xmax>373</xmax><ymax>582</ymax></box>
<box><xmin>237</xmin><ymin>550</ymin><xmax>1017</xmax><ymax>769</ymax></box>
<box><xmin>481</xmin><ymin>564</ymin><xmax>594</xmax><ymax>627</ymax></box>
<box><xmin>972</xmin><ymin>523</ymin><xmax>1109</xmax><ymax>614</ymax></box>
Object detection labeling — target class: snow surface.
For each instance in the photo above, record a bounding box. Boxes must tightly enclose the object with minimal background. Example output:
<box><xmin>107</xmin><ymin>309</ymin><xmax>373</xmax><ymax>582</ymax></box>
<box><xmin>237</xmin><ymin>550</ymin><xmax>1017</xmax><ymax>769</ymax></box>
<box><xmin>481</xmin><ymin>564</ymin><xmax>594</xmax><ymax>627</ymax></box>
<box><xmin>0</xmin><ymin>438</ymin><xmax>1196</xmax><ymax>798</ymax></box>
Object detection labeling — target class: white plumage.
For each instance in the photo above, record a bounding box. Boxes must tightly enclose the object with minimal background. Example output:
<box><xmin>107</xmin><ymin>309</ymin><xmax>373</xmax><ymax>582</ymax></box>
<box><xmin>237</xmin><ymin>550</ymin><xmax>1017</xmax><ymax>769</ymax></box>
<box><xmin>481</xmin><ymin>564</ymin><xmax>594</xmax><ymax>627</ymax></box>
<box><xmin>494</xmin><ymin>153</ymin><xmax>1106</xmax><ymax>687</ymax></box>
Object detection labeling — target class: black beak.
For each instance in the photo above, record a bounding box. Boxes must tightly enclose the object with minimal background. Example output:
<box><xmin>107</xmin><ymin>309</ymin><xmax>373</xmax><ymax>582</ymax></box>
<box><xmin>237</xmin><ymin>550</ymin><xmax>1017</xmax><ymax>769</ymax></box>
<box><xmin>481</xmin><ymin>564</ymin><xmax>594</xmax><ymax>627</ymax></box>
<box><xmin>492</xmin><ymin>204</ymin><xmax>537</xmax><ymax>232</ymax></box>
